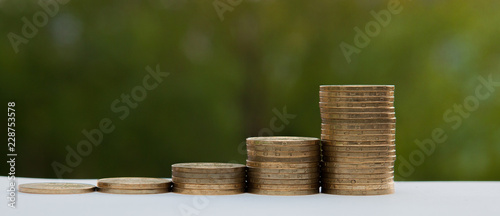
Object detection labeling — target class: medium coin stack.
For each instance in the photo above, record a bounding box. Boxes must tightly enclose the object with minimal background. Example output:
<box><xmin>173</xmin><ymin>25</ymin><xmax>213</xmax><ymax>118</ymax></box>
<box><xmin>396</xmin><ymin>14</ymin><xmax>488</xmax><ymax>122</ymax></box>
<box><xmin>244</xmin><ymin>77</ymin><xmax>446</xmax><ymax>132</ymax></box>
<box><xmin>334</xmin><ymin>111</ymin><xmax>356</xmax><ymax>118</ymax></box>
<box><xmin>319</xmin><ymin>85</ymin><xmax>396</xmax><ymax>195</ymax></box>
<box><xmin>97</xmin><ymin>177</ymin><xmax>171</xmax><ymax>194</ymax></box>
<box><xmin>246</xmin><ymin>137</ymin><xmax>321</xmax><ymax>195</ymax></box>
<box><xmin>171</xmin><ymin>163</ymin><xmax>246</xmax><ymax>195</ymax></box>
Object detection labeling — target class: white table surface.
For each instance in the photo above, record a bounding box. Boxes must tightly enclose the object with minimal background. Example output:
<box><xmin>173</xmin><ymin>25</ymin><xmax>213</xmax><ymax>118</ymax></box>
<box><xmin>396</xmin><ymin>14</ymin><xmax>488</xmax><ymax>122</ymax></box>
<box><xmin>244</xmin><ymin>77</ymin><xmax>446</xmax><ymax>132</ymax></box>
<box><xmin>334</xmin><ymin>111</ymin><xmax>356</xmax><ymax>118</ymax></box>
<box><xmin>2</xmin><ymin>177</ymin><xmax>500</xmax><ymax>216</ymax></box>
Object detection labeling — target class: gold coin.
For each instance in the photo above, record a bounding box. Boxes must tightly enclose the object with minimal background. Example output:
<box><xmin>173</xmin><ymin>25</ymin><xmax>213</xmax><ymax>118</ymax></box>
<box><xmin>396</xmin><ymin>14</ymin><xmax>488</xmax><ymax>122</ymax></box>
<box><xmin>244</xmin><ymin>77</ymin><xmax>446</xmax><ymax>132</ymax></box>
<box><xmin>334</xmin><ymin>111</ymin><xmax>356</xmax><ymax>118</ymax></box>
<box><xmin>19</xmin><ymin>183</ymin><xmax>96</xmax><ymax>194</ymax></box>
<box><xmin>246</xmin><ymin>136</ymin><xmax>319</xmax><ymax>146</ymax></box>
<box><xmin>319</xmin><ymin>96</ymin><xmax>394</xmax><ymax>102</ymax></box>
<box><xmin>323</xmin><ymin>145</ymin><xmax>396</xmax><ymax>152</ymax></box>
<box><xmin>97</xmin><ymin>177</ymin><xmax>171</xmax><ymax>189</ymax></box>
<box><xmin>173</xmin><ymin>188</ymin><xmax>244</xmax><ymax>195</ymax></box>
<box><xmin>248</xmin><ymin>188</ymin><xmax>318</xmax><ymax>196</ymax></box>
<box><xmin>248</xmin><ymin>183</ymin><xmax>319</xmax><ymax>190</ymax></box>
<box><xmin>247</xmin><ymin>150</ymin><xmax>319</xmax><ymax>158</ymax></box>
<box><xmin>320</xmin><ymin>113</ymin><xmax>396</xmax><ymax>119</ymax></box>
<box><xmin>321</xmin><ymin>129</ymin><xmax>396</xmax><ymax>136</ymax></box>
<box><xmin>323</xmin><ymin>156</ymin><xmax>396</xmax><ymax>163</ymax></box>
<box><xmin>321</xmin><ymin>123</ymin><xmax>396</xmax><ymax>130</ymax></box>
<box><xmin>320</xmin><ymin>107</ymin><xmax>395</xmax><ymax>113</ymax></box>
<box><xmin>322</xmin><ymin>161</ymin><xmax>394</xmax><ymax>168</ymax></box>
<box><xmin>172</xmin><ymin>171</ymin><xmax>245</xmax><ymax>179</ymax></box>
<box><xmin>247</xmin><ymin>171</ymin><xmax>319</xmax><ymax>179</ymax></box>
<box><xmin>172</xmin><ymin>176</ymin><xmax>245</xmax><ymax>184</ymax></box>
<box><xmin>322</xmin><ymin>140</ymin><xmax>396</xmax><ymax>146</ymax></box>
<box><xmin>321</xmin><ymin>134</ymin><xmax>396</xmax><ymax>141</ymax></box>
<box><xmin>321</xmin><ymin>167</ymin><xmax>394</xmax><ymax>174</ymax></box>
<box><xmin>322</xmin><ymin>177</ymin><xmax>394</xmax><ymax>184</ymax></box>
<box><xmin>247</xmin><ymin>167</ymin><xmax>319</xmax><ymax>174</ymax></box>
<box><xmin>247</xmin><ymin>155</ymin><xmax>320</xmax><ymax>163</ymax></box>
<box><xmin>322</xmin><ymin>182</ymin><xmax>394</xmax><ymax>190</ymax></box>
<box><xmin>246</xmin><ymin>144</ymin><xmax>320</xmax><ymax>152</ymax></box>
<box><xmin>319</xmin><ymin>85</ymin><xmax>395</xmax><ymax>91</ymax></box>
<box><xmin>248</xmin><ymin>178</ymin><xmax>319</xmax><ymax>185</ymax></box>
<box><xmin>97</xmin><ymin>188</ymin><xmax>168</xmax><ymax>194</ymax></box>
<box><xmin>321</xmin><ymin>118</ymin><xmax>396</xmax><ymax>124</ymax></box>
<box><xmin>322</xmin><ymin>172</ymin><xmax>394</xmax><ymax>179</ymax></box>
<box><xmin>319</xmin><ymin>91</ymin><xmax>394</xmax><ymax>97</ymax></box>
<box><xmin>322</xmin><ymin>151</ymin><xmax>396</xmax><ymax>157</ymax></box>
<box><xmin>319</xmin><ymin>102</ymin><xmax>394</xmax><ymax>108</ymax></box>
<box><xmin>322</xmin><ymin>188</ymin><xmax>395</xmax><ymax>195</ymax></box>
<box><xmin>246</xmin><ymin>160</ymin><xmax>319</xmax><ymax>169</ymax></box>
<box><xmin>172</xmin><ymin>163</ymin><xmax>245</xmax><ymax>173</ymax></box>
<box><xmin>173</xmin><ymin>183</ymin><xmax>245</xmax><ymax>190</ymax></box>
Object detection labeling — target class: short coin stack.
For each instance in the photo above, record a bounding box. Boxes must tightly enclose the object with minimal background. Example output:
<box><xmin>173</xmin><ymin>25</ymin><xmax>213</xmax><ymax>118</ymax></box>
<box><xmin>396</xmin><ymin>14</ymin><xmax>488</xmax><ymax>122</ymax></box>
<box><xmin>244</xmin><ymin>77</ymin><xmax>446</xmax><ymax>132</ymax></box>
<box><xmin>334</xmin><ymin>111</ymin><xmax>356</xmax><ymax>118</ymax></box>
<box><xmin>97</xmin><ymin>177</ymin><xmax>171</xmax><ymax>194</ymax></box>
<box><xmin>319</xmin><ymin>85</ymin><xmax>396</xmax><ymax>195</ymax></box>
<box><xmin>246</xmin><ymin>136</ymin><xmax>321</xmax><ymax>195</ymax></box>
<box><xmin>19</xmin><ymin>182</ymin><xmax>96</xmax><ymax>194</ymax></box>
<box><xmin>171</xmin><ymin>163</ymin><xmax>246</xmax><ymax>195</ymax></box>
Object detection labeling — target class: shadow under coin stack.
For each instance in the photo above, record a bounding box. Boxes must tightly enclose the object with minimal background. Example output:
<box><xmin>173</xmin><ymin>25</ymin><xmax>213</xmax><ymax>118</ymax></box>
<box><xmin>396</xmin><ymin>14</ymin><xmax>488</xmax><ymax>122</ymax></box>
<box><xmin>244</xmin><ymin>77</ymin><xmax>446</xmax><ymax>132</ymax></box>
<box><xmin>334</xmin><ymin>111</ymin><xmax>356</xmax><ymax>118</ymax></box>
<box><xmin>171</xmin><ymin>163</ymin><xmax>246</xmax><ymax>195</ymax></box>
<box><xmin>246</xmin><ymin>137</ymin><xmax>321</xmax><ymax>195</ymax></box>
<box><xmin>97</xmin><ymin>177</ymin><xmax>171</xmax><ymax>194</ymax></box>
<box><xmin>319</xmin><ymin>85</ymin><xmax>396</xmax><ymax>195</ymax></box>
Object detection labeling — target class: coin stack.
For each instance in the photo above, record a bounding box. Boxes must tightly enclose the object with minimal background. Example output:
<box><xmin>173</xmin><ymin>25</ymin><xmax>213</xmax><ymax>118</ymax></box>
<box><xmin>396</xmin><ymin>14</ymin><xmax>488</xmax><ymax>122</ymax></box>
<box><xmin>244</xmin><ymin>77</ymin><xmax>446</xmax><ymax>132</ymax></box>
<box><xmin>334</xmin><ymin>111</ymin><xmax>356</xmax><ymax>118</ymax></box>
<box><xmin>97</xmin><ymin>177</ymin><xmax>171</xmax><ymax>194</ymax></box>
<box><xmin>19</xmin><ymin>182</ymin><xmax>96</xmax><ymax>194</ymax></box>
<box><xmin>171</xmin><ymin>163</ymin><xmax>246</xmax><ymax>195</ymax></box>
<box><xmin>319</xmin><ymin>85</ymin><xmax>396</xmax><ymax>195</ymax></box>
<box><xmin>246</xmin><ymin>137</ymin><xmax>321</xmax><ymax>195</ymax></box>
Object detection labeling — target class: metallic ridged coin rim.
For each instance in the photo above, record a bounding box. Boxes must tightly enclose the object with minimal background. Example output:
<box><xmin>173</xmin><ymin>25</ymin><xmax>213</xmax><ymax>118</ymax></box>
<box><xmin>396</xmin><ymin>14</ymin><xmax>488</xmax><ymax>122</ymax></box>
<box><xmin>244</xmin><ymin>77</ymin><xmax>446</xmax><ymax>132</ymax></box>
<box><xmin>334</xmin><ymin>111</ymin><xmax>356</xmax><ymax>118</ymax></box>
<box><xmin>246</xmin><ymin>160</ymin><xmax>319</xmax><ymax>169</ymax></box>
<box><xmin>248</xmin><ymin>188</ymin><xmax>319</xmax><ymax>196</ymax></box>
<box><xmin>172</xmin><ymin>171</ymin><xmax>245</xmax><ymax>179</ymax></box>
<box><xmin>97</xmin><ymin>187</ymin><xmax>168</xmax><ymax>194</ymax></box>
<box><xmin>173</xmin><ymin>183</ymin><xmax>245</xmax><ymax>190</ymax></box>
<box><xmin>171</xmin><ymin>176</ymin><xmax>245</xmax><ymax>184</ymax></box>
<box><xmin>172</xmin><ymin>163</ymin><xmax>245</xmax><ymax>173</ymax></box>
<box><xmin>321</xmin><ymin>177</ymin><xmax>394</xmax><ymax>184</ymax></box>
<box><xmin>173</xmin><ymin>188</ymin><xmax>244</xmax><ymax>195</ymax></box>
<box><xmin>322</xmin><ymin>188</ymin><xmax>395</xmax><ymax>195</ymax></box>
<box><xmin>247</xmin><ymin>149</ymin><xmax>320</xmax><ymax>158</ymax></box>
<box><xmin>247</xmin><ymin>167</ymin><xmax>319</xmax><ymax>174</ymax></box>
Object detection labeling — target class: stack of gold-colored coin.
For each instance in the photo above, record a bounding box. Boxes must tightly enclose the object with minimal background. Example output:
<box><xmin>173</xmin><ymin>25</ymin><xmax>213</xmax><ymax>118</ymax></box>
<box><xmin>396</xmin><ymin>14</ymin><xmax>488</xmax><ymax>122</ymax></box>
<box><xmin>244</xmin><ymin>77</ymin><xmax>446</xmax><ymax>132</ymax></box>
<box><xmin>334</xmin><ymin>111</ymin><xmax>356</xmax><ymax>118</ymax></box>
<box><xmin>246</xmin><ymin>136</ymin><xmax>321</xmax><ymax>195</ymax></box>
<box><xmin>319</xmin><ymin>85</ymin><xmax>396</xmax><ymax>195</ymax></box>
<box><xmin>97</xmin><ymin>177</ymin><xmax>171</xmax><ymax>194</ymax></box>
<box><xmin>171</xmin><ymin>163</ymin><xmax>246</xmax><ymax>195</ymax></box>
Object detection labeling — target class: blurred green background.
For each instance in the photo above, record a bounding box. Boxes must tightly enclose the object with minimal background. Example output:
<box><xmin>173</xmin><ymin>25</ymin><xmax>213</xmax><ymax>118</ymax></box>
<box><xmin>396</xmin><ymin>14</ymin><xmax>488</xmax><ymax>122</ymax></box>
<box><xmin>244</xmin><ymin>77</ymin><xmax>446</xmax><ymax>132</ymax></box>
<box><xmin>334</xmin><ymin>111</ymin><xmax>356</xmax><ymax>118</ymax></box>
<box><xmin>0</xmin><ymin>0</ymin><xmax>499</xmax><ymax>180</ymax></box>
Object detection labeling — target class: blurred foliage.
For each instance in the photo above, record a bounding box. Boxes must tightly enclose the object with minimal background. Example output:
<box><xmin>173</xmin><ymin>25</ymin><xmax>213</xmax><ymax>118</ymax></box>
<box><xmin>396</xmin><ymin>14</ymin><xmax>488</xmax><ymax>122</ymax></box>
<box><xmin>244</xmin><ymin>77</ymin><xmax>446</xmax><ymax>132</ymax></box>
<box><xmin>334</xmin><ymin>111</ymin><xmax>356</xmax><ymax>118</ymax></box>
<box><xmin>0</xmin><ymin>0</ymin><xmax>499</xmax><ymax>180</ymax></box>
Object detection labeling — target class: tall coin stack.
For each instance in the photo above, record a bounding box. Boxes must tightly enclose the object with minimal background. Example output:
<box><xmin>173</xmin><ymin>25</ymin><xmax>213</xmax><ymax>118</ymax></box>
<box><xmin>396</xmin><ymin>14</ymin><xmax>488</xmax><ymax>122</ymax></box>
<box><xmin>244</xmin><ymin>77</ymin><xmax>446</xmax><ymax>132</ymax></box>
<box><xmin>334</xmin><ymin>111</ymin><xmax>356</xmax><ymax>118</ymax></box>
<box><xmin>246</xmin><ymin>137</ymin><xmax>321</xmax><ymax>195</ymax></box>
<box><xmin>171</xmin><ymin>163</ymin><xmax>246</xmax><ymax>195</ymax></box>
<box><xmin>319</xmin><ymin>85</ymin><xmax>396</xmax><ymax>195</ymax></box>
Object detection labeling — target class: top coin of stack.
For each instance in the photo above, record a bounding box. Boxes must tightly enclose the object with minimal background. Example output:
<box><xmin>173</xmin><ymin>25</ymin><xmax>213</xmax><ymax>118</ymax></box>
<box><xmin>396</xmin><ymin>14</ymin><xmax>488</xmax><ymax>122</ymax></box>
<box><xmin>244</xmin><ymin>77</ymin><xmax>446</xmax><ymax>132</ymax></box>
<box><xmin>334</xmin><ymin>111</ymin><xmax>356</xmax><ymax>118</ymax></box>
<box><xmin>246</xmin><ymin>136</ymin><xmax>321</xmax><ymax>196</ymax></box>
<box><xmin>319</xmin><ymin>85</ymin><xmax>396</xmax><ymax>195</ymax></box>
<box><xmin>97</xmin><ymin>177</ymin><xmax>171</xmax><ymax>194</ymax></box>
<box><xmin>171</xmin><ymin>163</ymin><xmax>246</xmax><ymax>195</ymax></box>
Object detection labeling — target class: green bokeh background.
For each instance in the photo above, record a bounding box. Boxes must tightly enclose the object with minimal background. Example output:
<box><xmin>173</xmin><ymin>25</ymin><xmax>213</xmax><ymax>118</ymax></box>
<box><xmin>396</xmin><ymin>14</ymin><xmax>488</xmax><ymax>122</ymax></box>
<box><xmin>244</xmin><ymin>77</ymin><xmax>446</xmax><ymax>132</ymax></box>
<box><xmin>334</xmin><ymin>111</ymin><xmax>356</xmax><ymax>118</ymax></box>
<box><xmin>0</xmin><ymin>0</ymin><xmax>499</xmax><ymax>180</ymax></box>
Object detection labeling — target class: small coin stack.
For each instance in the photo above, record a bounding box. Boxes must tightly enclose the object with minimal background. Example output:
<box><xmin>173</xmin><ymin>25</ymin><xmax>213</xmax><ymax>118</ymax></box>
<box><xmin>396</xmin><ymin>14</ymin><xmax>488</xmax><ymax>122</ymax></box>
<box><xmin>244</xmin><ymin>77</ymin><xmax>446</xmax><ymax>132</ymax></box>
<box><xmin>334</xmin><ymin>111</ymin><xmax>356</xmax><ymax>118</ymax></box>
<box><xmin>319</xmin><ymin>85</ymin><xmax>396</xmax><ymax>195</ymax></box>
<box><xmin>246</xmin><ymin>136</ymin><xmax>321</xmax><ymax>195</ymax></box>
<box><xmin>19</xmin><ymin>182</ymin><xmax>96</xmax><ymax>194</ymax></box>
<box><xmin>171</xmin><ymin>163</ymin><xmax>246</xmax><ymax>195</ymax></box>
<box><xmin>97</xmin><ymin>177</ymin><xmax>171</xmax><ymax>194</ymax></box>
